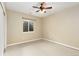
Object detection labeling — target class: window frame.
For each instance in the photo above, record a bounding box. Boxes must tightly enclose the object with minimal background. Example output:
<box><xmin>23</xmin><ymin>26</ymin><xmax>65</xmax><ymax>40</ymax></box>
<box><xmin>23</xmin><ymin>20</ymin><xmax>34</xmax><ymax>32</ymax></box>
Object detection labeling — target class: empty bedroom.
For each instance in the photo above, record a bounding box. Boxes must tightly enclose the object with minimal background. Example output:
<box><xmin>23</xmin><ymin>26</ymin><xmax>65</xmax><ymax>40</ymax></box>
<box><xmin>0</xmin><ymin>2</ymin><xmax>79</xmax><ymax>56</ymax></box>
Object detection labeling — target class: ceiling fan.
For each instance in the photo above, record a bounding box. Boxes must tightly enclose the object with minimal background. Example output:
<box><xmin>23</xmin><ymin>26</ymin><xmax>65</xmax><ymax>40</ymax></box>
<box><xmin>32</xmin><ymin>2</ymin><xmax>52</xmax><ymax>13</ymax></box>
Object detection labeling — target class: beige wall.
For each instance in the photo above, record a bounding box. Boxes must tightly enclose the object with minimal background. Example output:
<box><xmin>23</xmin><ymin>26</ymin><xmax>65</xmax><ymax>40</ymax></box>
<box><xmin>43</xmin><ymin>5</ymin><xmax>79</xmax><ymax>48</ymax></box>
<box><xmin>7</xmin><ymin>10</ymin><xmax>42</xmax><ymax>45</ymax></box>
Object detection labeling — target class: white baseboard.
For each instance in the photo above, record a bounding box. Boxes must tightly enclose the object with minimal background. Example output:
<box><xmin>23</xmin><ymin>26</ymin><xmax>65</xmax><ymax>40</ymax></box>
<box><xmin>43</xmin><ymin>38</ymin><xmax>79</xmax><ymax>51</ymax></box>
<box><xmin>7</xmin><ymin>38</ymin><xmax>79</xmax><ymax>51</ymax></box>
<box><xmin>7</xmin><ymin>38</ymin><xmax>42</xmax><ymax>47</ymax></box>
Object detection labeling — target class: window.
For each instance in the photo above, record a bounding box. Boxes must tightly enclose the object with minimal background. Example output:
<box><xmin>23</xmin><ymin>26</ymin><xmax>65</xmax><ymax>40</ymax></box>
<box><xmin>23</xmin><ymin>20</ymin><xmax>34</xmax><ymax>32</ymax></box>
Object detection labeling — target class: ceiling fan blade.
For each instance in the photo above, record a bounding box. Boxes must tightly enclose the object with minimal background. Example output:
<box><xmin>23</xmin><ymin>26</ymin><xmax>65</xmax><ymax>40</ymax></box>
<box><xmin>32</xmin><ymin>6</ymin><xmax>40</xmax><ymax>9</ymax></box>
<box><xmin>36</xmin><ymin>10</ymin><xmax>40</xmax><ymax>12</ymax></box>
<box><xmin>45</xmin><ymin>7</ymin><xmax>52</xmax><ymax>9</ymax></box>
<box><xmin>44</xmin><ymin>11</ymin><xmax>46</xmax><ymax>13</ymax></box>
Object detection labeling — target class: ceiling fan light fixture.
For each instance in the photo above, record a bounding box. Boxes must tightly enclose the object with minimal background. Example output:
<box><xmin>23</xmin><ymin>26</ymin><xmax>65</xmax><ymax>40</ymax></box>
<box><xmin>32</xmin><ymin>2</ymin><xmax>52</xmax><ymax>13</ymax></box>
<box><xmin>40</xmin><ymin>9</ymin><xmax>46</xmax><ymax>13</ymax></box>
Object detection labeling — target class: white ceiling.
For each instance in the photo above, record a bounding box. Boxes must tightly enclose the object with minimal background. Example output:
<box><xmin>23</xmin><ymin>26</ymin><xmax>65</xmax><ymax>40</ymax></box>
<box><xmin>5</xmin><ymin>2</ymin><xmax>79</xmax><ymax>18</ymax></box>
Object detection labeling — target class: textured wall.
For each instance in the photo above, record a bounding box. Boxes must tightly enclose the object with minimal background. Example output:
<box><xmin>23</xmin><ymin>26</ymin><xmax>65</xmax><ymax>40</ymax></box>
<box><xmin>43</xmin><ymin>5</ymin><xmax>79</xmax><ymax>48</ymax></box>
<box><xmin>7</xmin><ymin>10</ymin><xmax>42</xmax><ymax>45</ymax></box>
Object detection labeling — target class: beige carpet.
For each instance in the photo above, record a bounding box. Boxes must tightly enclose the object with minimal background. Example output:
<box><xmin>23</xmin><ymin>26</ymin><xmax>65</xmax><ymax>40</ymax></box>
<box><xmin>4</xmin><ymin>40</ymin><xmax>79</xmax><ymax>56</ymax></box>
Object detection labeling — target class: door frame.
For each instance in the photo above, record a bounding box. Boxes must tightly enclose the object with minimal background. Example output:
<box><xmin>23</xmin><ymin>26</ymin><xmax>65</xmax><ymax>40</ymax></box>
<box><xmin>0</xmin><ymin>2</ymin><xmax>7</xmax><ymax>55</ymax></box>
